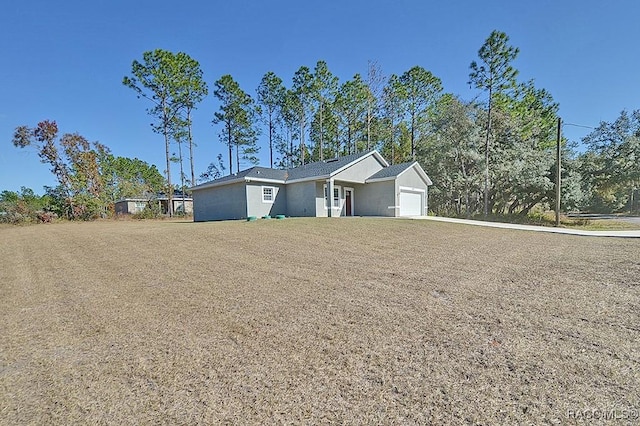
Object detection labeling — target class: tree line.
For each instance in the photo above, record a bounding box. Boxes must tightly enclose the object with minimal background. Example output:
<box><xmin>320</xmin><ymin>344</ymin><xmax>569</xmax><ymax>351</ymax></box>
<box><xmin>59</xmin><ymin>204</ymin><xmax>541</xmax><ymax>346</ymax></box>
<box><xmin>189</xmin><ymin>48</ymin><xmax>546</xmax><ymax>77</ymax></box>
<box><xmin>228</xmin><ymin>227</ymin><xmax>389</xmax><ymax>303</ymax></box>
<box><xmin>8</xmin><ymin>120</ymin><xmax>165</xmax><ymax>221</ymax></box>
<box><xmin>7</xmin><ymin>30</ymin><xmax>638</xmax><ymax>221</ymax></box>
<box><xmin>121</xmin><ymin>30</ymin><xmax>637</xmax><ymax>217</ymax></box>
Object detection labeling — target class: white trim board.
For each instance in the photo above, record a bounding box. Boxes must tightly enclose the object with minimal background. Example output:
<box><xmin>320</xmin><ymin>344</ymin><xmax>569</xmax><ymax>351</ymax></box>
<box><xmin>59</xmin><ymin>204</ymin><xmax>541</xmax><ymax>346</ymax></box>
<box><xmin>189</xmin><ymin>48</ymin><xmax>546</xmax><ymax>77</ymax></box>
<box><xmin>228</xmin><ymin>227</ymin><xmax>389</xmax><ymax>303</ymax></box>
<box><xmin>399</xmin><ymin>186</ymin><xmax>426</xmax><ymax>193</ymax></box>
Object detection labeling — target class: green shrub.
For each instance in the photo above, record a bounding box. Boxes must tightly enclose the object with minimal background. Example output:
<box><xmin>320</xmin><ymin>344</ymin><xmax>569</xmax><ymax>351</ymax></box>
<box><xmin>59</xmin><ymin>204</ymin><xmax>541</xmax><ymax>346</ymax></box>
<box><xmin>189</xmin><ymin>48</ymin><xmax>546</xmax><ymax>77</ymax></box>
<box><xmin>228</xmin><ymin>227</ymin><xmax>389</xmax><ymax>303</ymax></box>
<box><xmin>132</xmin><ymin>203</ymin><xmax>162</xmax><ymax>219</ymax></box>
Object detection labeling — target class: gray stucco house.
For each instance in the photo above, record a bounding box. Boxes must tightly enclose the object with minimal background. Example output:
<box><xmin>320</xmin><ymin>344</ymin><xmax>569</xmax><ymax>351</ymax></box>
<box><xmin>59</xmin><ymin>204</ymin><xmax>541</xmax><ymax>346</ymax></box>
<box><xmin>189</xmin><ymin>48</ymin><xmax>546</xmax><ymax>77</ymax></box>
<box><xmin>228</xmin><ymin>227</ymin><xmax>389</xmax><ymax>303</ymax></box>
<box><xmin>190</xmin><ymin>150</ymin><xmax>432</xmax><ymax>222</ymax></box>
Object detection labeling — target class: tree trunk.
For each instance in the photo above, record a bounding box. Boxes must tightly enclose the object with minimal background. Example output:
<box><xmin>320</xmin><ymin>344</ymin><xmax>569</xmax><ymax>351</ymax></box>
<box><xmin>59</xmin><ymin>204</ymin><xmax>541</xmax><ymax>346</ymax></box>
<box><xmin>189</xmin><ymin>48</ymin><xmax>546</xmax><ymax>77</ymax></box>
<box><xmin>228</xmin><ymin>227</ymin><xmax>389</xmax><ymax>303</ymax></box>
<box><xmin>458</xmin><ymin>153</ymin><xmax>470</xmax><ymax>217</ymax></box>
<box><xmin>178</xmin><ymin>138</ymin><xmax>185</xmax><ymax>214</ymax></box>
<box><xmin>163</xmin><ymin>124</ymin><xmax>173</xmax><ymax>217</ymax></box>
<box><xmin>411</xmin><ymin>112</ymin><xmax>416</xmax><ymax>161</ymax></box>
<box><xmin>269</xmin><ymin>113</ymin><xmax>274</xmax><ymax>168</ymax></box>
<box><xmin>318</xmin><ymin>102</ymin><xmax>323</xmax><ymax>161</ymax></box>
<box><xmin>520</xmin><ymin>194</ymin><xmax>546</xmax><ymax>216</ymax></box>
<box><xmin>483</xmin><ymin>86</ymin><xmax>493</xmax><ymax>217</ymax></box>
<box><xmin>486</xmin><ymin>189</ymin><xmax>496</xmax><ymax>216</ymax></box>
<box><xmin>367</xmin><ymin>105</ymin><xmax>371</xmax><ymax>151</ymax></box>
<box><xmin>227</xmin><ymin>123</ymin><xmax>233</xmax><ymax>175</ymax></box>
<box><xmin>299</xmin><ymin>114</ymin><xmax>305</xmax><ymax>165</ymax></box>
<box><xmin>348</xmin><ymin>121</ymin><xmax>352</xmax><ymax>155</ymax></box>
<box><xmin>508</xmin><ymin>199</ymin><xmax>520</xmax><ymax>215</ymax></box>
<box><xmin>289</xmin><ymin>133</ymin><xmax>293</xmax><ymax>168</ymax></box>
<box><xmin>236</xmin><ymin>142</ymin><xmax>240</xmax><ymax>173</ymax></box>
<box><xmin>465</xmin><ymin>184</ymin><xmax>471</xmax><ymax>218</ymax></box>
<box><xmin>390</xmin><ymin>114</ymin><xmax>395</xmax><ymax>165</ymax></box>
<box><xmin>187</xmin><ymin>109</ymin><xmax>195</xmax><ymax>187</ymax></box>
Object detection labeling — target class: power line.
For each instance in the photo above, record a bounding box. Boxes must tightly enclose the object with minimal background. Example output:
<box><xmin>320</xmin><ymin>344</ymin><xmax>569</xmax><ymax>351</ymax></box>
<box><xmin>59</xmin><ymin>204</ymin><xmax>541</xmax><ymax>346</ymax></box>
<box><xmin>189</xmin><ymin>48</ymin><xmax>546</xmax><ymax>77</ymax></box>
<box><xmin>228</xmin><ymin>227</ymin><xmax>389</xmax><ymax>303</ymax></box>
<box><xmin>563</xmin><ymin>122</ymin><xmax>594</xmax><ymax>130</ymax></box>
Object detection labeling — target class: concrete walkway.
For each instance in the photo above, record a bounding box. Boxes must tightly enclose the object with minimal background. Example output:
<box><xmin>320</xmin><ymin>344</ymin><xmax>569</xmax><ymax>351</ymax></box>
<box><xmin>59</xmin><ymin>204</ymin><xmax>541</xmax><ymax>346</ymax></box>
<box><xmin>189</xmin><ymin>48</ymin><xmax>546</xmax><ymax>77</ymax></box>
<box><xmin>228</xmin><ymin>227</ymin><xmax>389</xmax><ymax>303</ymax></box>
<box><xmin>413</xmin><ymin>215</ymin><xmax>640</xmax><ymax>238</ymax></box>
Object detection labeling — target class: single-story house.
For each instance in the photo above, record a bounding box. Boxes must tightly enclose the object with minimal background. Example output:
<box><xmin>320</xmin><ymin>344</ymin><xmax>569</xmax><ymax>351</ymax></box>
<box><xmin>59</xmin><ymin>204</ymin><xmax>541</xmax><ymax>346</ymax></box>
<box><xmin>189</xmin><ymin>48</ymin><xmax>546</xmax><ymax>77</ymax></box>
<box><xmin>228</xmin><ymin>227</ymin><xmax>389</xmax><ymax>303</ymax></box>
<box><xmin>189</xmin><ymin>150</ymin><xmax>432</xmax><ymax>222</ymax></box>
<box><xmin>115</xmin><ymin>195</ymin><xmax>193</xmax><ymax>215</ymax></box>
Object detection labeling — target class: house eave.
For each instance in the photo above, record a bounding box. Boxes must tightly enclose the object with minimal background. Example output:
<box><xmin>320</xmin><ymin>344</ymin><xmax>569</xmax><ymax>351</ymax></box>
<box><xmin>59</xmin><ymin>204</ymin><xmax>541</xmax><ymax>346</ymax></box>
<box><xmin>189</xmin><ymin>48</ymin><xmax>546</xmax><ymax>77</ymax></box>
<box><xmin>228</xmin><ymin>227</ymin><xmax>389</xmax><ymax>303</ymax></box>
<box><xmin>394</xmin><ymin>162</ymin><xmax>433</xmax><ymax>186</ymax></box>
<box><xmin>115</xmin><ymin>198</ymin><xmax>150</xmax><ymax>202</ymax></box>
<box><xmin>329</xmin><ymin>150</ymin><xmax>389</xmax><ymax>177</ymax></box>
<box><xmin>411</xmin><ymin>163</ymin><xmax>433</xmax><ymax>186</ymax></box>
<box><xmin>190</xmin><ymin>177</ymin><xmax>246</xmax><ymax>191</ymax></box>
<box><xmin>365</xmin><ymin>162</ymin><xmax>433</xmax><ymax>186</ymax></box>
<box><xmin>365</xmin><ymin>176</ymin><xmax>396</xmax><ymax>183</ymax></box>
<box><xmin>245</xmin><ymin>177</ymin><xmax>286</xmax><ymax>184</ymax></box>
<box><xmin>115</xmin><ymin>197</ymin><xmax>193</xmax><ymax>202</ymax></box>
<box><xmin>285</xmin><ymin>175</ymin><xmax>331</xmax><ymax>184</ymax></box>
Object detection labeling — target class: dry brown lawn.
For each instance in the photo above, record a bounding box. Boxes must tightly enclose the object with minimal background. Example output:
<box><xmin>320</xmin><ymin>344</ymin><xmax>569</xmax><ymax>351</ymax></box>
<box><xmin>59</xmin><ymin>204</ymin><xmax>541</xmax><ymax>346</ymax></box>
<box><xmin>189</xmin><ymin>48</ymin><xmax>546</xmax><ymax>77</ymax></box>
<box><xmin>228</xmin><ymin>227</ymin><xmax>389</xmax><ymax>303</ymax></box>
<box><xmin>1</xmin><ymin>218</ymin><xmax>639</xmax><ymax>424</ymax></box>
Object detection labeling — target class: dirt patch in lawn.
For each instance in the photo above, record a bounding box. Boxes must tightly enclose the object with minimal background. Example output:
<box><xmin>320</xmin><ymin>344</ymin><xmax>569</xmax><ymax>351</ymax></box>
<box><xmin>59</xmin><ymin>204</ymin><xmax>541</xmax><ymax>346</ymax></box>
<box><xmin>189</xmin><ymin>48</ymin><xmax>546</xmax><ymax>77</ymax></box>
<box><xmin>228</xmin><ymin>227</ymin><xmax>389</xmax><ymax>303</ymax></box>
<box><xmin>1</xmin><ymin>218</ymin><xmax>639</xmax><ymax>424</ymax></box>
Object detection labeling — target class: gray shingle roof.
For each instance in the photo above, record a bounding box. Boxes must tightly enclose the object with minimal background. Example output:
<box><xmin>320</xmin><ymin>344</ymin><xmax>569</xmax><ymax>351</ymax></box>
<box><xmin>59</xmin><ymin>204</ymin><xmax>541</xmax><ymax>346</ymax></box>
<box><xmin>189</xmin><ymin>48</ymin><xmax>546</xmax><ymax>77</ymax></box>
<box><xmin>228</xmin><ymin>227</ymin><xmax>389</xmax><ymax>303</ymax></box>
<box><xmin>191</xmin><ymin>150</ymin><xmax>393</xmax><ymax>190</ymax></box>
<box><xmin>242</xmin><ymin>167</ymin><xmax>288</xmax><ymax>181</ymax></box>
<box><xmin>191</xmin><ymin>166</ymin><xmax>287</xmax><ymax>190</ymax></box>
<box><xmin>367</xmin><ymin>162</ymin><xmax>416</xmax><ymax>180</ymax></box>
<box><xmin>286</xmin><ymin>151</ymin><xmax>375</xmax><ymax>181</ymax></box>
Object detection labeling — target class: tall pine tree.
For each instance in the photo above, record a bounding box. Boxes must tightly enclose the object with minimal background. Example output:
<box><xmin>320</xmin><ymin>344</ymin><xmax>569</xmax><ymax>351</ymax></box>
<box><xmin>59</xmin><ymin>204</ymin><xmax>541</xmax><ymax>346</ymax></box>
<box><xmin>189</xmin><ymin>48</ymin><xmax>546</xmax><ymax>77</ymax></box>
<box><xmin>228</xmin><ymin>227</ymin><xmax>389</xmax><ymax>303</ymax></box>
<box><xmin>469</xmin><ymin>30</ymin><xmax>520</xmax><ymax>216</ymax></box>
<box><xmin>213</xmin><ymin>75</ymin><xmax>260</xmax><ymax>175</ymax></box>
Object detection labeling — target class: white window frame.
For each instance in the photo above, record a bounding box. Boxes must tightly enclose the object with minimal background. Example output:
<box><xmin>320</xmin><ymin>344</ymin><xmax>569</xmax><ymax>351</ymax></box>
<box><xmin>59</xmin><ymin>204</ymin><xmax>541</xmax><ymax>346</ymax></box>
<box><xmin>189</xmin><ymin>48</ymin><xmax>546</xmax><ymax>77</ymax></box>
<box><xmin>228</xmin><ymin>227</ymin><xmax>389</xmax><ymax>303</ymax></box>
<box><xmin>323</xmin><ymin>184</ymin><xmax>341</xmax><ymax>209</ymax></box>
<box><xmin>262</xmin><ymin>186</ymin><xmax>275</xmax><ymax>203</ymax></box>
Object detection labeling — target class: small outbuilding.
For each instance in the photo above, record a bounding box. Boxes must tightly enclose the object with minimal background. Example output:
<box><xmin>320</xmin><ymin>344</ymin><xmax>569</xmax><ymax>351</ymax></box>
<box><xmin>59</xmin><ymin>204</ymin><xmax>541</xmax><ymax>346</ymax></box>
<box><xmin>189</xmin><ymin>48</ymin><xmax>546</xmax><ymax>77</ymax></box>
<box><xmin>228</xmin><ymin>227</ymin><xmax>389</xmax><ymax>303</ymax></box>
<box><xmin>115</xmin><ymin>195</ymin><xmax>193</xmax><ymax>215</ymax></box>
<box><xmin>190</xmin><ymin>150</ymin><xmax>432</xmax><ymax>222</ymax></box>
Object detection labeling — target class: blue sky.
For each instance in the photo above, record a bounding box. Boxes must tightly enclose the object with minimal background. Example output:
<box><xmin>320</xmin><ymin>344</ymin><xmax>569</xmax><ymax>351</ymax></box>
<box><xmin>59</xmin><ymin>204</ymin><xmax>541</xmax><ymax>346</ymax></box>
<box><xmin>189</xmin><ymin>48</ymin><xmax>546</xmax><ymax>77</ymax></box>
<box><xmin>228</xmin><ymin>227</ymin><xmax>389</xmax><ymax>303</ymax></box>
<box><xmin>1</xmin><ymin>0</ymin><xmax>638</xmax><ymax>193</ymax></box>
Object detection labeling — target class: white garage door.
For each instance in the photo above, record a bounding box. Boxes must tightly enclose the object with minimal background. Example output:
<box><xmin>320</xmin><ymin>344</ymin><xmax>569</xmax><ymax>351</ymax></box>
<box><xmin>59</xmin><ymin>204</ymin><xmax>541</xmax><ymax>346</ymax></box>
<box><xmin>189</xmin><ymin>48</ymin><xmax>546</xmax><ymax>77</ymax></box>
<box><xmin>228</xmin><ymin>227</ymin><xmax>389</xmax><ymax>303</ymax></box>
<box><xmin>399</xmin><ymin>190</ymin><xmax>423</xmax><ymax>216</ymax></box>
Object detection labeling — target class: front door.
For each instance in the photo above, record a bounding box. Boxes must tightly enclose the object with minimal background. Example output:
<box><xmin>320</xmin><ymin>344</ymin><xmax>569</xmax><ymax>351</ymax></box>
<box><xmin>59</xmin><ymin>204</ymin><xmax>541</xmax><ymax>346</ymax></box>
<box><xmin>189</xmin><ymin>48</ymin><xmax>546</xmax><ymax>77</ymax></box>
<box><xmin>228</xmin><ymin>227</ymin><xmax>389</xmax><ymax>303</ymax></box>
<box><xmin>345</xmin><ymin>189</ymin><xmax>353</xmax><ymax>216</ymax></box>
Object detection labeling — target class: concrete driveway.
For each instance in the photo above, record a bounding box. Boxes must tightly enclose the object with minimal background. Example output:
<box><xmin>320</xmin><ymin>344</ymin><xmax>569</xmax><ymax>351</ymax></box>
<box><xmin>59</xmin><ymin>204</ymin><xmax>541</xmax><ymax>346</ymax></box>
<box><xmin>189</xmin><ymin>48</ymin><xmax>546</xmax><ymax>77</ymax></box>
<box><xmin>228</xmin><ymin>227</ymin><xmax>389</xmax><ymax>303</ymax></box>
<box><xmin>567</xmin><ymin>213</ymin><xmax>640</xmax><ymax>226</ymax></box>
<box><xmin>414</xmin><ymin>215</ymin><xmax>640</xmax><ymax>238</ymax></box>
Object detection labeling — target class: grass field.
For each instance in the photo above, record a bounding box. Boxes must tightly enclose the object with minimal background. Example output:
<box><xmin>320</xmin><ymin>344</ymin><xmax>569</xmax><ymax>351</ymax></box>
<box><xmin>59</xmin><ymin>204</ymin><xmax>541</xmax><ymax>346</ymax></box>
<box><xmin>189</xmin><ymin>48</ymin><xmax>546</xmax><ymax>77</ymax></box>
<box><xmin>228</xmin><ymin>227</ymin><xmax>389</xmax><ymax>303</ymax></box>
<box><xmin>1</xmin><ymin>218</ymin><xmax>639</xmax><ymax>424</ymax></box>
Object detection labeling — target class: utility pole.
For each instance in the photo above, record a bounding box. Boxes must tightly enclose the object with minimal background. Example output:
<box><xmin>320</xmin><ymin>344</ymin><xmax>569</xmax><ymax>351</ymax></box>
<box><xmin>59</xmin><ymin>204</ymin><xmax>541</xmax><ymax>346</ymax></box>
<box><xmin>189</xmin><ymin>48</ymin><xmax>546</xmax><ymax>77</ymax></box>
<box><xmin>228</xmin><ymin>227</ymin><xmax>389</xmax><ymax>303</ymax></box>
<box><xmin>555</xmin><ymin>117</ymin><xmax>562</xmax><ymax>227</ymax></box>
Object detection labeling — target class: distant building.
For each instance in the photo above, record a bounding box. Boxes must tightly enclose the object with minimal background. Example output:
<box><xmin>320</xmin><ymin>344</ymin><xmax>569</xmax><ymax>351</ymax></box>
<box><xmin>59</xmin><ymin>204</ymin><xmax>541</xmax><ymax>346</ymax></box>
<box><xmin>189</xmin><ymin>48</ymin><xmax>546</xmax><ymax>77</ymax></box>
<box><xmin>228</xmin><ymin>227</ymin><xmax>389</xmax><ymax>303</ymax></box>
<box><xmin>115</xmin><ymin>194</ymin><xmax>193</xmax><ymax>215</ymax></box>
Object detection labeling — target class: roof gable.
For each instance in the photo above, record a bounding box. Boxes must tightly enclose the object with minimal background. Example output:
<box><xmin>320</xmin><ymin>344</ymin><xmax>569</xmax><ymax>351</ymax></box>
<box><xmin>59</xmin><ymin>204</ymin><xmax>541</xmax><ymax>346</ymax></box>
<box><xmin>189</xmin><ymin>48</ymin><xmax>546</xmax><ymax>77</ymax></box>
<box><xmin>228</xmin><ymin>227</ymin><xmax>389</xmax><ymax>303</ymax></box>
<box><xmin>286</xmin><ymin>150</ymin><xmax>388</xmax><ymax>182</ymax></box>
<box><xmin>366</xmin><ymin>161</ymin><xmax>433</xmax><ymax>185</ymax></box>
<box><xmin>367</xmin><ymin>162</ymin><xmax>415</xmax><ymax>180</ymax></box>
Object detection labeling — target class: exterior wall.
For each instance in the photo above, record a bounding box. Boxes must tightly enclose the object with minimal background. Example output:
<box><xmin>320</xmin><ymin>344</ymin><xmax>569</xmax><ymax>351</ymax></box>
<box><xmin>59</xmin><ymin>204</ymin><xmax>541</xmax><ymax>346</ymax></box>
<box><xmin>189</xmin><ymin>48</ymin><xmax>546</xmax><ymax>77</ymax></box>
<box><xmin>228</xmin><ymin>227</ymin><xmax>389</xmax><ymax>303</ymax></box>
<box><xmin>193</xmin><ymin>182</ymin><xmax>247</xmax><ymax>222</ymax></box>
<box><xmin>315</xmin><ymin>181</ymin><xmax>329</xmax><ymax>217</ymax></box>
<box><xmin>396</xmin><ymin>167</ymin><xmax>430</xmax><ymax>215</ymax></box>
<box><xmin>286</xmin><ymin>181</ymin><xmax>317</xmax><ymax>217</ymax></box>
<box><xmin>173</xmin><ymin>199</ymin><xmax>193</xmax><ymax>214</ymax></box>
<box><xmin>340</xmin><ymin>182</ymin><xmax>363</xmax><ymax>216</ymax></box>
<box><xmin>315</xmin><ymin>180</ymin><xmax>347</xmax><ymax>217</ymax></box>
<box><xmin>356</xmin><ymin>180</ymin><xmax>396</xmax><ymax>217</ymax></box>
<box><xmin>245</xmin><ymin>183</ymin><xmax>287</xmax><ymax>217</ymax></box>
<box><xmin>115</xmin><ymin>200</ymin><xmax>151</xmax><ymax>215</ymax></box>
<box><xmin>332</xmin><ymin>154</ymin><xmax>385</xmax><ymax>183</ymax></box>
<box><xmin>115</xmin><ymin>201</ymin><xmax>130</xmax><ymax>215</ymax></box>
<box><xmin>320</xmin><ymin>180</ymin><xmax>367</xmax><ymax>217</ymax></box>
<box><xmin>159</xmin><ymin>199</ymin><xmax>193</xmax><ymax>215</ymax></box>
<box><xmin>397</xmin><ymin>167</ymin><xmax>429</xmax><ymax>191</ymax></box>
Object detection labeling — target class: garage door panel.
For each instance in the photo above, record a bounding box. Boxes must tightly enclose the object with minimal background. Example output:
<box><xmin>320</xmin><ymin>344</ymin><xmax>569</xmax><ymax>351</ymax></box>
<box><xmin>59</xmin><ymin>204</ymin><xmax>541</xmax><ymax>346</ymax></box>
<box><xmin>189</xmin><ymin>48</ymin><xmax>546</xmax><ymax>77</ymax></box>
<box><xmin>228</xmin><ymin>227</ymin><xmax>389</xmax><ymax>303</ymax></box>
<box><xmin>399</xmin><ymin>191</ymin><xmax>423</xmax><ymax>216</ymax></box>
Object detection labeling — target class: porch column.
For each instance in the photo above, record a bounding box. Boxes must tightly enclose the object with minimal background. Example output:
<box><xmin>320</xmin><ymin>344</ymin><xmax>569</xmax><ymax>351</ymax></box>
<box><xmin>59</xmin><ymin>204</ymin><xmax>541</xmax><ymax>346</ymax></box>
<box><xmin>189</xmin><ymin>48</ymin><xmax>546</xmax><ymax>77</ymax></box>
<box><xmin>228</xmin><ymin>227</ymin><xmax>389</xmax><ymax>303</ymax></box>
<box><xmin>327</xmin><ymin>178</ymin><xmax>334</xmax><ymax>217</ymax></box>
